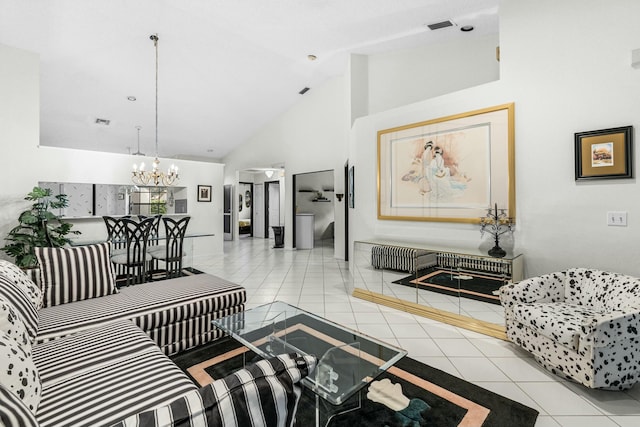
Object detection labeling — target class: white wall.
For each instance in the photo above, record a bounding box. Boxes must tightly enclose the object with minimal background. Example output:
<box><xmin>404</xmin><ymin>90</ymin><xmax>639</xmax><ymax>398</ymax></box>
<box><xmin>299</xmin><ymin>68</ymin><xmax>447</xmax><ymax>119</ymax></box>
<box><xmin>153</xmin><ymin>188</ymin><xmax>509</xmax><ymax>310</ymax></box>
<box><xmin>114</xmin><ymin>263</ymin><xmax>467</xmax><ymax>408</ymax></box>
<box><xmin>367</xmin><ymin>33</ymin><xmax>500</xmax><ymax>115</ymax></box>
<box><xmin>0</xmin><ymin>43</ymin><xmax>225</xmax><ymax>262</ymax></box>
<box><xmin>351</xmin><ymin>0</ymin><xmax>640</xmax><ymax>278</ymax></box>
<box><xmin>223</xmin><ymin>77</ymin><xmax>350</xmax><ymax>255</ymax></box>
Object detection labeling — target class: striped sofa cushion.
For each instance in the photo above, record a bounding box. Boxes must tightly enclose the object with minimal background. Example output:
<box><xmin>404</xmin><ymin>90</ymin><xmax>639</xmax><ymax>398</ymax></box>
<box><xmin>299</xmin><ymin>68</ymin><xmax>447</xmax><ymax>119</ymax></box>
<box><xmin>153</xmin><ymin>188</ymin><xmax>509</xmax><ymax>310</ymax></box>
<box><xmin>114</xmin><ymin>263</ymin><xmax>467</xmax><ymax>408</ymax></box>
<box><xmin>0</xmin><ymin>260</ymin><xmax>43</xmax><ymax>310</ymax></box>
<box><xmin>33</xmin><ymin>320</ymin><xmax>158</xmax><ymax>385</ymax></box>
<box><xmin>0</xmin><ymin>383</ymin><xmax>38</xmax><ymax>427</ymax></box>
<box><xmin>35</xmin><ymin>242</ymin><xmax>118</xmax><ymax>308</ymax></box>
<box><xmin>0</xmin><ymin>275</ymin><xmax>39</xmax><ymax>343</ymax></box>
<box><xmin>112</xmin><ymin>353</ymin><xmax>317</xmax><ymax>427</ymax></box>
<box><xmin>36</xmin><ymin>274</ymin><xmax>246</xmax><ymax>352</ymax></box>
<box><xmin>34</xmin><ymin>321</ymin><xmax>197</xmax><ymax>427</ymax></box>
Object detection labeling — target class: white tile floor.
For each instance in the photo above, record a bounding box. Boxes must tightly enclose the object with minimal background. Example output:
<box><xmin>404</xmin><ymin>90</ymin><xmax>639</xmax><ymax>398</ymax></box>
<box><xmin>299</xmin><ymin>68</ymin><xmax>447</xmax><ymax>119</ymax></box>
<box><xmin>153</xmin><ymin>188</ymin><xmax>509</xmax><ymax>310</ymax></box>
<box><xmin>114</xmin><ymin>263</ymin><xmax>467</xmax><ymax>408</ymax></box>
<box><xmin>194</xmin><ymin>238</ymin><xmax>640</xmax><ymax>427</ymax></box>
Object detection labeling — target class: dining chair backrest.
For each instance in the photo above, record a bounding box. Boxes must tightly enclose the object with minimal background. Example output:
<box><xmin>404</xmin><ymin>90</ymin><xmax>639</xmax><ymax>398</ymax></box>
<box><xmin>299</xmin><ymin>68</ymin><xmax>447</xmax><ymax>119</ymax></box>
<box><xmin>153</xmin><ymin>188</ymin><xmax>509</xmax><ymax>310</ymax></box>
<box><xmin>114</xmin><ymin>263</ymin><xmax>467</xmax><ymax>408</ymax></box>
<box><xmin>112</xmin><ymin>217</ymin><xmax>155</xmax><ymax>286</ymax></box>
<box><xmin>120</xmin><ymin>217</ymin><xmax>155</xmax><ymax>265</ymax></box>
<box><xmin>103</xmin><ymin>216</ymin><xmax>127</xmax><ymax>252</ymax></box>
<box><xmin>162</xmin><ymin>216</ymin><xmax>190</xmax><ymax>278</ymax></box>
<box><xmin>138</xmin><ymin>214</ymin><xmax>162</xmax><ymax>246</ymax></box>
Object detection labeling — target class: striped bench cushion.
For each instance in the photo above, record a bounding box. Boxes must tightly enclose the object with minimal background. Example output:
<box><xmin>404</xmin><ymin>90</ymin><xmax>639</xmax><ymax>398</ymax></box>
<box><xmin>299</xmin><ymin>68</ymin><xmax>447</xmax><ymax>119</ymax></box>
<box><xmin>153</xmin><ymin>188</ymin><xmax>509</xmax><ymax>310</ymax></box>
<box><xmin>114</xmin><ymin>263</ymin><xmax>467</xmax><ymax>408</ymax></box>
<box><xmin>112</xmin><ymin>353</ymin><xmax>317</xmax><ymax>427</ymax></box>
<box><xmin>35</xmin><ymin>326</ymin><xmax>197</xmax><ymax>427</ymax></box>
<box><xmin>37</xmin><ymin>274</ymin><xmax>246</xmax><ymax>343</ymax></box>
<box><xmin>35</xmin><ymin>243</ymin><xmax>118</xmax><ymax>308</ymax></box>
<box><xmin>371</xmin><ymin>245</ymin><xmax>433</xmax><ymax>273</ymax></box>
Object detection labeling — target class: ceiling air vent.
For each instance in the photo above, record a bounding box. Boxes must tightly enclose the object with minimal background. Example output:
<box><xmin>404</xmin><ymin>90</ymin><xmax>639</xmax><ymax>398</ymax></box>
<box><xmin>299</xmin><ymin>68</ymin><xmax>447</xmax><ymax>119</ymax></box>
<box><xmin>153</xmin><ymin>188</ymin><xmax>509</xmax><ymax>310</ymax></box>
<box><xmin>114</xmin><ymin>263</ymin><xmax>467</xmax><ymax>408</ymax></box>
<box><xmin>95</xmin><ymin>118</ymin><xmax>110</xmax><ymax>125</ymax></box>
<box><xmin>427</xmin><ymin>20</ymin><xmax>453</xmax><ymax>30</ymax></box>
<box><xmin>299</xmin><ymin>87</ymin><xmax>310</xmax><ymax>95</ymax></box>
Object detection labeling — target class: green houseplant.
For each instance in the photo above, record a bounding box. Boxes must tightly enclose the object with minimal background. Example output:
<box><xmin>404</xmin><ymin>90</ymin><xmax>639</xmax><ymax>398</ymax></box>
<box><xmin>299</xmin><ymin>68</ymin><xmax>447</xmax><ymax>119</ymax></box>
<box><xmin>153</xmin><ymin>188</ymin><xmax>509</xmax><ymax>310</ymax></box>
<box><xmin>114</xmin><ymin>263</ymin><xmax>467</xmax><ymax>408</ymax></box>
<box><xmin>2</xmin><ymin>186</ymin><xmax>80</xmax><ymax>268</ymax></box>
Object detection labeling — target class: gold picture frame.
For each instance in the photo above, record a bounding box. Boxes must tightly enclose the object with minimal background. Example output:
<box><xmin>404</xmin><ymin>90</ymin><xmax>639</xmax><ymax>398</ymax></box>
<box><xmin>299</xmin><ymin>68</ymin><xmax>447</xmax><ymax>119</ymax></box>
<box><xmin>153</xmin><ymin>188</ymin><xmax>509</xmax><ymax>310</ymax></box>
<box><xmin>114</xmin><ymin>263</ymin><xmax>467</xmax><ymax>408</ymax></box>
<box><xmin>377</xmin><ymin>103</ymin><xmax>515</xmax><ymax>223</ymax></box>
<box><xmin>574</xmin><ymin>126</ymin><xmax>633</xmax><ymax>181</ymax></box>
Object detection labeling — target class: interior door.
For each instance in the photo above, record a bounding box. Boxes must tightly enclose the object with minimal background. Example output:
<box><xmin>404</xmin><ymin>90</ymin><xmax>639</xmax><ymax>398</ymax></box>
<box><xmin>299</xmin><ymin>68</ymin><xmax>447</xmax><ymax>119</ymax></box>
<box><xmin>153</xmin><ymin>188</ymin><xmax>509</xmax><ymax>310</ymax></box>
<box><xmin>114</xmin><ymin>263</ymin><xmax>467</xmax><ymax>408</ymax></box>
<box><xmin>223</xmin><ymin>185</ymin><xmax>232</xmax><ymax>240</ymax></box>
<box><xmin>267</xmin><ymin>181</ymin><xmax>280</xmax><ymax>239</ymax></box>
<box><xmin>253</xmin><ymin>183</ymin><xmax>265</xmax><ymax>238</ymax></box>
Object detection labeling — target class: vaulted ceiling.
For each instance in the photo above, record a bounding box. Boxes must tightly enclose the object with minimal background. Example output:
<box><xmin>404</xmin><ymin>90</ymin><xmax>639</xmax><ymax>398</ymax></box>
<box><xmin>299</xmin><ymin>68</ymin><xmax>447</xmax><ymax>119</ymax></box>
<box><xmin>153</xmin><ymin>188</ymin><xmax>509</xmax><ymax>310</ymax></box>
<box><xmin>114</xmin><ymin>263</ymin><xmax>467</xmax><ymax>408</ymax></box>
<box><xmin>0</xmin><ymin>0</ymin><xmax>498</xmax><ymax>161</ymax></box>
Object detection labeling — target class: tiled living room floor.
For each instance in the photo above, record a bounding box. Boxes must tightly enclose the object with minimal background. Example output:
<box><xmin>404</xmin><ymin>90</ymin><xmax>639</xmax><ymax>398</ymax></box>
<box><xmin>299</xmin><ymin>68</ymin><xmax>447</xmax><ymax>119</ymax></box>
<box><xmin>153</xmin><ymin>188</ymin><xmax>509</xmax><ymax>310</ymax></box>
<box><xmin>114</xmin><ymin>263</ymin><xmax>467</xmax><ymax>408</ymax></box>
<box><xmin>195</xmin><ymin>238</ymin><xmax>640</xmax><ymax>427</ymax></box>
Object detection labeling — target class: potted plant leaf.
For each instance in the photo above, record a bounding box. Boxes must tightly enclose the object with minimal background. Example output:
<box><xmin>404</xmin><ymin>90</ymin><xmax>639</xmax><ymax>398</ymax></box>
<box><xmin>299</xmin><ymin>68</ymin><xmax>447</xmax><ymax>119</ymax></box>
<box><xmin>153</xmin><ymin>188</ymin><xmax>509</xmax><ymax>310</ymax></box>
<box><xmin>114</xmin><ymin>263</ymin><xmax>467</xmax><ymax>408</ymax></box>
<box><xmin>2</xmin><ymin>186</ymin><xmax>80</xmax><ymax>268</ymax></box>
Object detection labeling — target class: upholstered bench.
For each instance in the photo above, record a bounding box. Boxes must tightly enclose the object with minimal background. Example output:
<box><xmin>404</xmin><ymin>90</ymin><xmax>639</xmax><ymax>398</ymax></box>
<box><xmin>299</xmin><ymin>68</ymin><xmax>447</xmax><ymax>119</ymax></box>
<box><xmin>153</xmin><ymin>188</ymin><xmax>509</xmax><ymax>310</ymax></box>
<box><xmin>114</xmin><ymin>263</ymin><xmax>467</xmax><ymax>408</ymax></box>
<box><xmin>371</xmin><ymin>244</ymin><xmax>434</xmax><ymax>273</ymax></box>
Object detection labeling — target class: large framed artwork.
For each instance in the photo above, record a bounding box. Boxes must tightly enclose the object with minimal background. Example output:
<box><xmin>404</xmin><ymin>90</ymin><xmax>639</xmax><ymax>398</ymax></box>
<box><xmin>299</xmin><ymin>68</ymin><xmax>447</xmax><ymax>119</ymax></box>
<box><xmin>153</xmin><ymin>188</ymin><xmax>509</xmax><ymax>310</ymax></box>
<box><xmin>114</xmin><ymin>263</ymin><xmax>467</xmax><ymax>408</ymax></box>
<box><xmin>377</xmin><ymin>103</ymin><xmax>515</xmax><ymax>223</ymax></box>
<box><xmin>574</xmin><ymin>126</ymin><xmax>633</xmax><ymax>181</ymax></box>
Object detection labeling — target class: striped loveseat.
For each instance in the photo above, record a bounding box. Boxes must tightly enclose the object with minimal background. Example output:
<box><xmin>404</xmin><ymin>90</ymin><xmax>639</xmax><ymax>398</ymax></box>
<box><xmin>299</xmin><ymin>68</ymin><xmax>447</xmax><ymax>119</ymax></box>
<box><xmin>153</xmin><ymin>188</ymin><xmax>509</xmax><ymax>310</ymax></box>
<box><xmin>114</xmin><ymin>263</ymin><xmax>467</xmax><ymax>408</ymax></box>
<box><xmin>0</xmin><ymin>242</ymin><xmax>312</xmax><ymax>427</ymax></box>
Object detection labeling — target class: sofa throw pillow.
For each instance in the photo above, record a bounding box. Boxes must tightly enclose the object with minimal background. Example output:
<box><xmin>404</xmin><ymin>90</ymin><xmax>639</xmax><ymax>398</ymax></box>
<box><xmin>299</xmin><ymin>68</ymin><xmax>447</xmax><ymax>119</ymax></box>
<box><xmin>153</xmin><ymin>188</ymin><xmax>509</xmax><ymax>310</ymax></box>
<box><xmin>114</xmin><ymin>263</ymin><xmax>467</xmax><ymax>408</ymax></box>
<box><xmin>0</xmin><ymin>296</ymin><xmax>32</xmax><ymax>354</ymax></box>
<box><xmin>35</xmin><ymin>242</ymin><xmax>118</xmax><ymax>308</ymax></box>
<box><xmin>112</xmin><ymin>353</ymin><xmax>317</xmax><ymax>427</ymax></box>
<box><xmin>0</xmin><ymin>330</ymin><xmax>42</xmax><ymax>415</ymax></box>
<box><xmin>0</xmin><ymin>277</ymin><xmax>39</xmax><ymax>344</ymax></box>
<box><xmin>0</xmin><ymin>260</ymin><xmax>43</xmax><ymax>310</ymax></box>
<box><xmin>0</xmin><ymin>383</ymin><xmax>39</xmax><ymax>427</ymax></box>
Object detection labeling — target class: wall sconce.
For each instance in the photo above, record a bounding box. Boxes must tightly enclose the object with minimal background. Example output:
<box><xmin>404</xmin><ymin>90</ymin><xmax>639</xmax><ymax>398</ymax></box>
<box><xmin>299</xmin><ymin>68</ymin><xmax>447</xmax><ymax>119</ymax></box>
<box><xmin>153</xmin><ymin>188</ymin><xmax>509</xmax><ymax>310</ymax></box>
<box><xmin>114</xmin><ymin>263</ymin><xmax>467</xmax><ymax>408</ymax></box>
<box><xmin>336</xmin><ymin>193</ymin><xmax>344</xmax><ymax>202</ymax></box>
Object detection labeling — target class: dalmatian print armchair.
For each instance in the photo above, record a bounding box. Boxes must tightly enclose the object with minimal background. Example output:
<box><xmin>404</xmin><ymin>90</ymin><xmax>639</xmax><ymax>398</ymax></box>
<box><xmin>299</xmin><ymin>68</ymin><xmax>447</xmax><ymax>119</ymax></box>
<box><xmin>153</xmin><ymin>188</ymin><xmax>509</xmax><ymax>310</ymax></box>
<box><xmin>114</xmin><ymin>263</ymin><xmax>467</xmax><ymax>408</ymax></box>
<box><xmin>499</xmin><ymin>268</ymin><xmax>640</xmax><ymax>390</ymax></box>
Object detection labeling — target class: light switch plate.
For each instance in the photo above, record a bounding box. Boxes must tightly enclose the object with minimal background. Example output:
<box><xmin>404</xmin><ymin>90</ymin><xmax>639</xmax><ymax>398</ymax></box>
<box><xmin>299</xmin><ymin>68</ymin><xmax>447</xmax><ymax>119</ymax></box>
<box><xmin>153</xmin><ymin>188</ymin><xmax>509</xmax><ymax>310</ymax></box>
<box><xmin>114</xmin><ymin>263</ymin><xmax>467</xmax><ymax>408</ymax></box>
<box><xmin>607</xmin><ymin>211</ymin><xmax>627</xmax><ymax>226</ymax></box>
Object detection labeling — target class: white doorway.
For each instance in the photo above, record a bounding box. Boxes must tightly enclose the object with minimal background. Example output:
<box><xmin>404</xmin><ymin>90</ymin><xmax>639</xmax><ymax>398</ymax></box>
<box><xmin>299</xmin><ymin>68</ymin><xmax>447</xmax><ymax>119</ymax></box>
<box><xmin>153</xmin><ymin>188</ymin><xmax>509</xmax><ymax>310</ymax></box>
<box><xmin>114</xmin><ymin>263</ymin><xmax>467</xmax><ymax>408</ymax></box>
<box><xmin>267</xmin><ymin>181</ymin><xmax>280</xmax><ymax>238</ymax></box>
<box><xmin>253</xmin><ymin>183</ymin><xmax>265</xmax><ymax>238</ymax></box>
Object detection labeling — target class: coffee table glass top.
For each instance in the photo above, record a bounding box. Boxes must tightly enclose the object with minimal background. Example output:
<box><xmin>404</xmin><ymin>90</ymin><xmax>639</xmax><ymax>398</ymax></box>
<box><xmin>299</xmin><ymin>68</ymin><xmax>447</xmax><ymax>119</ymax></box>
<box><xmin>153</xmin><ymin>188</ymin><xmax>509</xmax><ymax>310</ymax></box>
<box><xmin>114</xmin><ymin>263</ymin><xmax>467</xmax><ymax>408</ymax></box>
<box><xmin>212</xmin><ymin>301</ymin><xmax>407</xmax><ymax>405</ymax></box>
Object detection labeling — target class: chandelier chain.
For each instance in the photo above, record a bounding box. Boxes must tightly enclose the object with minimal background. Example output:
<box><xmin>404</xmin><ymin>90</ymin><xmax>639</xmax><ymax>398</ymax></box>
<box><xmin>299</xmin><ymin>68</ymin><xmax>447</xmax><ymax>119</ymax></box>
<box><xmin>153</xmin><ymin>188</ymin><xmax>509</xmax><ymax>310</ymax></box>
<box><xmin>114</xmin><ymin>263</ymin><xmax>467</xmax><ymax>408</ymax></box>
<box><xmin>131</xmin><ymin>33</ymin><xmax>179</xmax><ymax>187</ymax></box>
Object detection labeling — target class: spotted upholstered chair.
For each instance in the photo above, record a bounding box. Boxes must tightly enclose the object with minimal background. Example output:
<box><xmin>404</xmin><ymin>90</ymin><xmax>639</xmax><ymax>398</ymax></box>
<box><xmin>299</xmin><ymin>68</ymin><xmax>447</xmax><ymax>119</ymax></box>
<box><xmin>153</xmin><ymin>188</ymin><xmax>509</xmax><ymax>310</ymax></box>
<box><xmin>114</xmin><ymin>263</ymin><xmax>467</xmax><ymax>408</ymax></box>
<box><xmin>499</xmin><ymin>268</ymin><xmax>640</xmax><ymax>390</ymax></box>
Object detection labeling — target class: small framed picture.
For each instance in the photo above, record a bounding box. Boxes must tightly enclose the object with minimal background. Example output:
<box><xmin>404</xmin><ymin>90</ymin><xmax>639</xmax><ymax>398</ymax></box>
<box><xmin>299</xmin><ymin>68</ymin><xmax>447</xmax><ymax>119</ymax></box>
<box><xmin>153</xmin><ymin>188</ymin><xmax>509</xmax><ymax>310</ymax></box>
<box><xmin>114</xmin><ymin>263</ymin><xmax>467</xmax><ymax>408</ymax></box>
<box><xmin>197</xmin><ymin>185</ymin><xmax>212</xmax><ymax>202</ymax></box>
<box><xmin>575</xmin><ymin>126</ymin><xmax>633</xmax><ymax>180</ymax></box>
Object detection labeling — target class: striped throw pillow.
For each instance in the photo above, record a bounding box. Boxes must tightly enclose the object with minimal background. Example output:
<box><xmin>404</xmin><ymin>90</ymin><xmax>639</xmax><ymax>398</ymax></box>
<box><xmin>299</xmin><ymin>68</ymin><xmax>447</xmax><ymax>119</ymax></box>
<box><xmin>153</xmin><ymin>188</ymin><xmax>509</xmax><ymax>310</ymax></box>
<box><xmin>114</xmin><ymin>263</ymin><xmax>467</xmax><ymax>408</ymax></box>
<box><xmin>113</xmin><ymin>353</ymin><xmax>317</xmax><ymax>427</ymax></box>
<box><xmin>35</xmin><ymin>242</ymin><xmax>118</xmax><ymax>308</ymax></box>
<box><xmin>0</xmin><ymin>383</ymin><xmax>38</xmax><ymax>427</ymax></box>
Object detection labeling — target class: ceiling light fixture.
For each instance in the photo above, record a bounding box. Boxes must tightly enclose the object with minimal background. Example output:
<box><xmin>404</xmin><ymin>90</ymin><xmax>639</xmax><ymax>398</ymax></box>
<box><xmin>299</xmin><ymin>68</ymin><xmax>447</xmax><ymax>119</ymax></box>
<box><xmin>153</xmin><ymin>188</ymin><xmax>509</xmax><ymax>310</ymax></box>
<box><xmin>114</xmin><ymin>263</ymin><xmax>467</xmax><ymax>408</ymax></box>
<box><xmin>460</xmin><ymin>25</ymin><xmax>474</xmax><ymax>32</ymax></box>
<box><xmin>265</xmin><ymin>170</ymin><xmax>274</xmax><ymax>179</ymax></box>
<box><xmin>127</xmin><ymin>96</ymin><xmax>137</xmax><ymax>101</ymax></box>
<box><xmin>132</xmin><ymin>126</ymin><xmax>145</xmax><ymax>156</ymax></box>
<box><xmin>132</xmin><ymin>34</ymin><xmax>179</xmax><ymax>187</ymax></box>
<box><xmin>307</xmin><ymin>54</ymin><xmax>317</xmax><ymax>61</ymax></box>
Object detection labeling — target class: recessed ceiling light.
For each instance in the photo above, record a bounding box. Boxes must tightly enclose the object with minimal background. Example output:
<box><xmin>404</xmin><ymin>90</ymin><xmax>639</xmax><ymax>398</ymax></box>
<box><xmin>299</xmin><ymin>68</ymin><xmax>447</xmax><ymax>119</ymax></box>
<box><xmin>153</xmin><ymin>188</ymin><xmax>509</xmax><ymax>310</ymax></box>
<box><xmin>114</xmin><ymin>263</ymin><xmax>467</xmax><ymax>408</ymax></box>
<box><xmin>460</xmin><ymin>25</ymin><xmax>474</xmax><ymax>32</ymax></box>
<box><xmin>95</xmin><ymin>118</ymin><xmax>110</xmax><ymax>125</ymax></box>
<box><xmin>206</xmin><ymin>148</ymin><xmax>214</xmax><ymax>153</ymax></box>
<box><xmin>127</xmin><ymin>96</ymin><xmax>137</xmax><ymax>101</ymax></box>
<box><xmin>307</xmin><ymin>54</ymin><xmax>317</xmax><ymax>61</ymax></box>
<box><xmin>299</xmin><ymin>87</ymin><xmax>310</xmax><ymax>95</ymax></box>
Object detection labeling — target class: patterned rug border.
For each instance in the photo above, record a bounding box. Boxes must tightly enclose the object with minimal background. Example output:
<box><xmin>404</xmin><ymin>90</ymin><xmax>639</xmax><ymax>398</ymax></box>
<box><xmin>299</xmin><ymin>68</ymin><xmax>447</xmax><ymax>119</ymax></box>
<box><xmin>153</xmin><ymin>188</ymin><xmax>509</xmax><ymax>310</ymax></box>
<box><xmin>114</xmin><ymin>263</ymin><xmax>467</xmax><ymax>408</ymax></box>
<box><xmin>173</xmin><ymin>335</ymin><xmax>539</xmax><ymax>427</ymax></box>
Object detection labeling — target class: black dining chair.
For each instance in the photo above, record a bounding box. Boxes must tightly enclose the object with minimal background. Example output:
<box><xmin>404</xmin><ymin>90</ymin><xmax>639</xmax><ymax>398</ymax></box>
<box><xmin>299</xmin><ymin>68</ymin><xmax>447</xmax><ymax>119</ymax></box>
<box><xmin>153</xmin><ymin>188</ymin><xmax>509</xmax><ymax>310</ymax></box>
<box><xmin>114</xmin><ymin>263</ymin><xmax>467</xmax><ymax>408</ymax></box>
<box><xmin>149</xmin><ymin>216</ymin><xmax>190</xmax><ymax>279</ymax></box>
<box><xmin>110</xmin><ymin>217</ymin><xmax>155</xmax><ymax>286</ymax></box>
<box><xmin>103</xmin><ymin>216</ymin><xmax>129</xmax><ymax>278</ymax></box>
<box><xmin>138</xmin><ymin>214</ymin><xmax>162</xmax><ymax>271</ymax></box>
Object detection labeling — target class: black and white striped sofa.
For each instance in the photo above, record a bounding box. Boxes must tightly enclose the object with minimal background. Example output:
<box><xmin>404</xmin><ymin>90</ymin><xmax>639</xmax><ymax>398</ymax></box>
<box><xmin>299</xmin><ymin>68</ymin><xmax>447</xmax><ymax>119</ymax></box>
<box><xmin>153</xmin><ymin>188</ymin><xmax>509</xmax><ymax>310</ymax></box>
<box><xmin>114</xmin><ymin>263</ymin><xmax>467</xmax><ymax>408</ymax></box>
<box><xmin>0</xmin><ymin>242</ymin><xmax>298</xmax><ymax>427</ymax></box>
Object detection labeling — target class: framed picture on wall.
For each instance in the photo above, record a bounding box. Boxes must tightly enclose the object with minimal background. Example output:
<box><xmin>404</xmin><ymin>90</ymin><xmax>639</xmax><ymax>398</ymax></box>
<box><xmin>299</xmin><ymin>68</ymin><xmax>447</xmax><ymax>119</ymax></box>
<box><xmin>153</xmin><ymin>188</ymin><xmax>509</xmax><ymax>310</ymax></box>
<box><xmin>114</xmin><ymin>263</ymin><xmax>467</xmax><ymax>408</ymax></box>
<box><xmin>377</xmin><ymin>103</ymin><xmax>515</xmax><ymax>223</ymax></box>
<box><xmin>197</xmin><ymin>185</ymin><xmax>212</xmax><ymax>202</ymax></box>
<box><xmin>574</xmin><ymin>126</ymin><xmax>633</xmax><ymax>180</ymax></box>
<box><xmin>348</xmin><ymin>166</ymin><xmax>355</xmax><ymax>208</ymax></box>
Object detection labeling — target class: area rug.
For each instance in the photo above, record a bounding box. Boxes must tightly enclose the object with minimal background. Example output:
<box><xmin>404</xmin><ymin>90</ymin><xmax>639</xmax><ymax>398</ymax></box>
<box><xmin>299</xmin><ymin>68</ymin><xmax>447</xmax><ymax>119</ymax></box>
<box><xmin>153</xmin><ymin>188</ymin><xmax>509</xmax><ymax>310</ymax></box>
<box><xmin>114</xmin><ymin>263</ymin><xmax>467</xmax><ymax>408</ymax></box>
<box><xmin>393</xmin><ymin>269</ymin><xmax>505</xmax><ymax>305</ymax></box>
<box><xmin>172</xmin><ymin>337</ymin><xmax>538</xmax><ymax>427</ymax></box>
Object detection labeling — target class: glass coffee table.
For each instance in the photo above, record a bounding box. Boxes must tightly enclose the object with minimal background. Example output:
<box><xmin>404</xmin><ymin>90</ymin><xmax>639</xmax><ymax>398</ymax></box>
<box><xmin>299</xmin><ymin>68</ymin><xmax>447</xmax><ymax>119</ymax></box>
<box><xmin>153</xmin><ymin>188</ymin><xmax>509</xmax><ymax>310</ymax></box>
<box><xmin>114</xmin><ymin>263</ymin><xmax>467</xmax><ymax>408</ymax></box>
<box><xmin>212</xmin><ymin>301</ymin><xmax>407</xmax><ymax>414</ymax></box>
